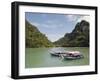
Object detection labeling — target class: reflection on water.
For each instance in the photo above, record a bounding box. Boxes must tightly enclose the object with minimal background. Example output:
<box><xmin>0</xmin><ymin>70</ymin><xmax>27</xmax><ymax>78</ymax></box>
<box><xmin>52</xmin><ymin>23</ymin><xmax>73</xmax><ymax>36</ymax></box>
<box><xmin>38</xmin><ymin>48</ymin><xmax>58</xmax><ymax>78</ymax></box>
<box><xmin>25</xmin><ymin>47</ymin><xmax>89</xmax><ymax>68</ymax></box>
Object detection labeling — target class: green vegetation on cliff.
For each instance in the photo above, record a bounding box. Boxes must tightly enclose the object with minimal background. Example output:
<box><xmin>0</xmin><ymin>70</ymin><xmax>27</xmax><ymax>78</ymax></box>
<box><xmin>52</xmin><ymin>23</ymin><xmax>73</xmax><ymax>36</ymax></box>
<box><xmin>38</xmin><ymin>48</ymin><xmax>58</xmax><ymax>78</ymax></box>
<box><xmin>54</xmin><ymin>20</ymin><xmax>89</xmax><ymax>47</ymax></box>
<box><xmin>25</xmin><ymin>20</ymin><xmax>53</xmax><ymax>48</ymax></box>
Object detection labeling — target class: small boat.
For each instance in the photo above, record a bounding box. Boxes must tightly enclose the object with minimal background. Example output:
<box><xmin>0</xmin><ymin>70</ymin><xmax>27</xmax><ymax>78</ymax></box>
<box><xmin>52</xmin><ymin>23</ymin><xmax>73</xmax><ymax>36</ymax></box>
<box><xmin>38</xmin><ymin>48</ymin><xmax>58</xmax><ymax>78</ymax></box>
<box><xmin>60</xmin><ymin>54</ymin><xmax>84</xmax><ymax>60</ymax></box>
<box><xmin>50</xmin><ymin>52</ymin><xmax>63</xmax><ymax>56</ymax></box>
<box><xmin>50</xmin><ymin>51</ymin><xmax>84</xmax><ymax>60</ymax></box>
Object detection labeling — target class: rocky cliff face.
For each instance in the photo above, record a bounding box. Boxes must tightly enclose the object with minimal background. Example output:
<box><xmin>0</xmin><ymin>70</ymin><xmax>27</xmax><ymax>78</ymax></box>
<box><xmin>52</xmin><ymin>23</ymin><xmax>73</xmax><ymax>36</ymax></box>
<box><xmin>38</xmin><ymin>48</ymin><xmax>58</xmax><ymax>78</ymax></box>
<box><xmin>54</xmin><ymin>20</ymin><xmax>89</xmax><ymax>47</ymax></box>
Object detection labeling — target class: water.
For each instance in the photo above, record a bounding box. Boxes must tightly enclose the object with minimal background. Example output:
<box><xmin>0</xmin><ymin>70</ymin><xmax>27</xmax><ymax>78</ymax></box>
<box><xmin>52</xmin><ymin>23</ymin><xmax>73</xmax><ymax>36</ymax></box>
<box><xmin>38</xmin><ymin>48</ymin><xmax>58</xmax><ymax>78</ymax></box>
<box><xmin>25</xmin><ymin>47</ymin><xmax>89</xmax><ymax>68</ymax></box>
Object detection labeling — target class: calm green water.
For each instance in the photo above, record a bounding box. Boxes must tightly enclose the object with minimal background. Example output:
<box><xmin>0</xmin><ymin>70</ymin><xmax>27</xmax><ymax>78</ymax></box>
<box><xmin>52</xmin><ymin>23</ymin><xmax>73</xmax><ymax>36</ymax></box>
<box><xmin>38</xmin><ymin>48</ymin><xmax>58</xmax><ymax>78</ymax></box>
<box><xmin>25</xmin><ymin>47</ymin><xmax>89</xmax><ymax>68</ymax></box>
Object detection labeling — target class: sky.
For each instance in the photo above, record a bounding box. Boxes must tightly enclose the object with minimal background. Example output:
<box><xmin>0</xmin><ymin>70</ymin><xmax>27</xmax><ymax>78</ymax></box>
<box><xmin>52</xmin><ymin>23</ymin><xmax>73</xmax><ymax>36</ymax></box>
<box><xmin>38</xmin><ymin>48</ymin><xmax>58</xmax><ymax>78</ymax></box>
<box><xmin>25</xmin><ymin>12</ymin><xmax>89</xmax><ymax>42</ymax></box>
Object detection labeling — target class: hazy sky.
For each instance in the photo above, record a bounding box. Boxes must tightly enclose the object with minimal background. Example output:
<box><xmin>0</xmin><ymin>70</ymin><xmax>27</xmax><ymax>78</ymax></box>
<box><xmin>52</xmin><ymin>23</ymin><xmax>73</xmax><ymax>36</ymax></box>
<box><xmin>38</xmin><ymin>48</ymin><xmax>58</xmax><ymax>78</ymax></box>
<box><xmin>25</xmin><ymin>12</ymin><xmax>89</xmax><ymax>42</ymax></box>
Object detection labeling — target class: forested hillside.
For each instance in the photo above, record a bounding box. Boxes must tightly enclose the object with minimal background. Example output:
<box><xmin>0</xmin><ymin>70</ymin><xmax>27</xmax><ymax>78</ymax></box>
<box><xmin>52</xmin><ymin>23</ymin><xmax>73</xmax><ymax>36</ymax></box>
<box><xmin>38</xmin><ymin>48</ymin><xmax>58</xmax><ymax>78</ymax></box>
<box><xmin>54</xmin><ymin>20</ymin><xmax>89</xmax><ymax>47</ymax></box>
<box><xmin>25</xmin><ymin>20</ymin><xmax>53</xmax><ymax>48</ymax></box>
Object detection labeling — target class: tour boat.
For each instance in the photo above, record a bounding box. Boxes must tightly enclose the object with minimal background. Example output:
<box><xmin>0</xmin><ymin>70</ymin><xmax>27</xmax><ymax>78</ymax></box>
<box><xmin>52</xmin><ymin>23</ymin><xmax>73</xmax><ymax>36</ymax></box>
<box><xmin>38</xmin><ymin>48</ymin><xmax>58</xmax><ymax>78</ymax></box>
<box><xmin>50</xmin><ymin>51</ymin><xmax>84</xmax><ymax>60</ymax></box>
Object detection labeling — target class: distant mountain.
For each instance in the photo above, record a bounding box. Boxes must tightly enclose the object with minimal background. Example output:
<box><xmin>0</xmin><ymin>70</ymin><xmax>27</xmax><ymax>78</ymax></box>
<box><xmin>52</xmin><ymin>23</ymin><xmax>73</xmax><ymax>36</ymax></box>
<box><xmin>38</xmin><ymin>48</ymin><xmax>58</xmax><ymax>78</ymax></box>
<box><xmin>25</xmin><ymin>20</ymin><xmax>53</xmax><ymax>48</ymax></box>
<box><xmin>54</xmin><ymin>20</ymin><xmax>89</xmax><ymax>47</ymax></box>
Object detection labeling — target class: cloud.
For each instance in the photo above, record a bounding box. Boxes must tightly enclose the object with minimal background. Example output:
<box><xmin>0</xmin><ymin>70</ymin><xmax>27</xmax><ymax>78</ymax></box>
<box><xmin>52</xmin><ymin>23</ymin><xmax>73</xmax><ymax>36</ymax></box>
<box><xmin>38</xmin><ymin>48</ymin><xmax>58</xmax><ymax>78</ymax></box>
<box><xmin>29</xmin><ymin>21</ymin><xmax>40</xmax><ymax>27</ymax></box>
<box><xmin>46</xmin><ymin>34</ymin><xmax>64</xmax><ymax>42</ymax></box>
<box><xmin>76</xmin><ymin>16</ymin><xmax>90</xmax><ymax>22</ymax></box>
<box><xmin>46</xmin><ymin>20</ymin><xmax>55</xmax><ymax>24</ymax></box>
<box><xmin>31</xmin><ymin>22</ymin><xmax>51</xmax><ymax>28</ymax></box>
<box><xmin>65</xmin><ymin>15</ymin><xmax>90</xmax><ymax>23</ymax></box>
<box><xmin>65</xmin><ymin>15</ymin><xmax>80</xmax><ymax>22</ymax></box>
<box><xmin>31</xmin><ymin>20</ymin><xmax>64</xmax><ymax>29</ymax></box>
<box><xmin>42</xmin><ymin>24</ymin><xmax>64</xmax><ymax>29</ymax></box>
